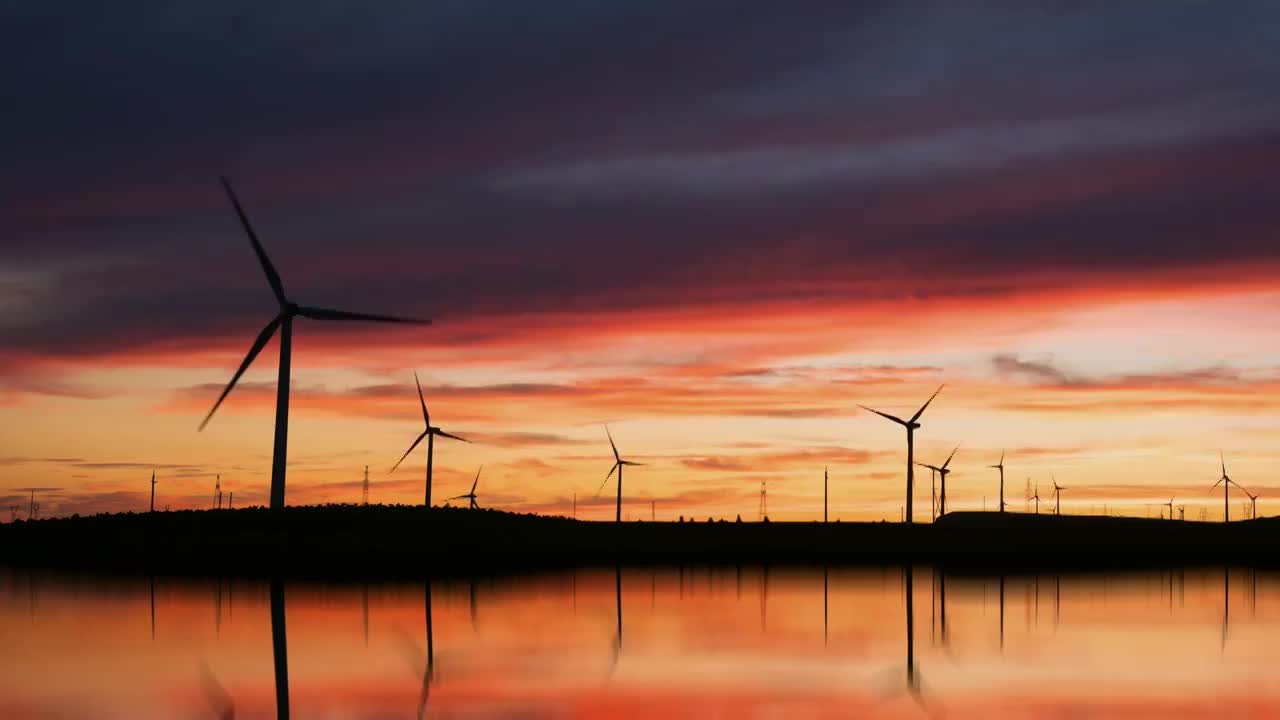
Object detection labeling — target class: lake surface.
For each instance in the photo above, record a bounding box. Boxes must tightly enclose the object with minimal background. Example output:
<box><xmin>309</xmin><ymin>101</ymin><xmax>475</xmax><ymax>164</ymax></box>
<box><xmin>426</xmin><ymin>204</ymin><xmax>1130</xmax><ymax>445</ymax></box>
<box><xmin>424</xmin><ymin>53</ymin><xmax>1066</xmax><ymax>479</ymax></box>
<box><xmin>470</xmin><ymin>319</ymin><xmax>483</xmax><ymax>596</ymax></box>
<box><xmin>2</xmin><ymin>566</ymin><xmax>1276</xmax><ymax>718</ymax></box>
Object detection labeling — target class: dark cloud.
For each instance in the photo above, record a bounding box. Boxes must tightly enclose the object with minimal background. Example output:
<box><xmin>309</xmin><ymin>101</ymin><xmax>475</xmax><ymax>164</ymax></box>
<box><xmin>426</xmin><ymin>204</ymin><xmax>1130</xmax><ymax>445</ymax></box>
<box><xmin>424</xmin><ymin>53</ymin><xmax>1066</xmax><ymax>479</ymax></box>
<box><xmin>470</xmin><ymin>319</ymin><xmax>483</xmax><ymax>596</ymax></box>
<box><xmin>2</xmin><ymin>2</ymin><xmax>1279</xmax><ymax>368</ymax></box>
<box><xmin>991</xmin><ymin>354</ymin><xmax>1267</xmax><ymax>389</ymax></box>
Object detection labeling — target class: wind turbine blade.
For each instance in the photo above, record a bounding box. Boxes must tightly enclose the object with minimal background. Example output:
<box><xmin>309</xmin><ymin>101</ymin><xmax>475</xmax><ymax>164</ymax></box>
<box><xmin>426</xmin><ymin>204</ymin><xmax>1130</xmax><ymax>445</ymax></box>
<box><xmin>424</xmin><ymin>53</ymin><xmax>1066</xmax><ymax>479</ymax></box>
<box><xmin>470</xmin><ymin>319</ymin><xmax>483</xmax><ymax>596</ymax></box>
<box><xmin>941</xmin><ymin>443</ymin><xmax>960</xmax><ymax>470</ymax></box>
<box><xmin>605</xmin><ymin>425</ymin><xmax>621</xmax><ymax>461</ymax></box>
<box><xmin>435</xmin><ymin>429</ymin><xmax>469</xmax><ymax>443</ymax></box>
<box><xmin>999</xmin><ymin>450</ymin><xmax>1005</xmax><ymax>465</ymax></box>
<box><xmin>621</xmin><ymin>461</ymin><xmax>645</xmax><ymax>466</ymax></box>
<box><xmin>857</xmin><ymin>405</ymin><xmax>908</xmax><ymax>426</ymax></box>
<box><xmin>414</xmin><ymin>371</ymin><xmax>429</xmax><ymax>426</ymax></box>
<box><xmin>914</xmin><ymin>462</ymin><xmax>941</xmax><ymax>472</ymax></box>
<box><xmin>597</xmin><ymin>463</ymin><xmax>619</xmax><ymax>495</ymax></box>
<box><xmin>220</xmin><ymin>177</ymin><xmax>286</xmax><ymax>305</ymax></box>
<box><xmin>471</xmin><ymin>466</ymin><xmax>481</xmax><ymax>494</ymax></box>
<box><xmin>909</xmin><ymin>384</ymin><xmax>945</xmax><ymax>423</ymax></box>
<box><xmin>1221</xmin><ymin>450</ymin><xmax>1226</xmax><ymax>477</ymax></box>
<box><xmin>391</xmin><ymin>430</ymin><xmax>430</xmax><ymax>473</ymax></box>
<box><xmin>295</xmin><ymin>305</ymin><xmax>428</xmax><ymax>325</ymax></box>
<box><xmin>448</xmin><ymin>494</ymin><xmax>469</xmax><ymax>500</ymax></box>
<box><xmin>198</xmin><ymin>315</ymin><xmax>282</xmax><ymax>430</ymax></box>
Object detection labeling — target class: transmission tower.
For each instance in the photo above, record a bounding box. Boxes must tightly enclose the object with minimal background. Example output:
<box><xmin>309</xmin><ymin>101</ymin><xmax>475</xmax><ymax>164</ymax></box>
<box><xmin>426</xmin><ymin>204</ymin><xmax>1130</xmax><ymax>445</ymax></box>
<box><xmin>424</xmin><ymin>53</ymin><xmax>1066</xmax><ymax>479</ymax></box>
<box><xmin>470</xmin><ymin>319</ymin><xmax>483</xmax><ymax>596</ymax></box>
<box><xmin>361</xmin><ymin>466</ymin><xmax>369</xmax><ymax>506</ymax></box>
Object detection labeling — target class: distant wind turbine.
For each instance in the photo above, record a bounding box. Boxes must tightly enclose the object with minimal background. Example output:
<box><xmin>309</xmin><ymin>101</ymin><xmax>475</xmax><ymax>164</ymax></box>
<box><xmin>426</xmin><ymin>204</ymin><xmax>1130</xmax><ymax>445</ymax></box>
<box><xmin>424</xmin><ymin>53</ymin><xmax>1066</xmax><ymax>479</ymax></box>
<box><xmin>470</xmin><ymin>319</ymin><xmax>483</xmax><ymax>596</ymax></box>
<box><xmin>1032</xmin><ymin>483</ymin><xmax>1042</xmax><ymax>515</ymax></box>
<box><xmin>859</xmin><ymin>385</ymin><xmax>944</xmax><ymax>525</ymax></box>
<box><xmin>990</xmin><ymin>451</ymin><xmax>1006</xmax><ymax>513</ymax></box>
<box><xmin>150</xmin><ymin>470</ymin><xmax>157</xmax><ymax>514</ymax></box>
<box><xmin>916</xmin><ymin>444</ymin><xmax>959</xmax><ymax>517</ymax></box>
<box><xmin>450</xmin><ymin>467</ymin><xmax>482</xmax><ymax>510</ymax></box>
<box><xmin>1243</xmin><ymin>488</ymin><xmax>1259</xmax><ymax>520</ymax></box>
<box><xmin>1211</xmin><ymin>452</ymin><xmax>1242</xmax><ymax>522</ymax></box>
<box><xmin>597</xmin><ymin>426</ymin><xmax>642</xmax><ymax>523</ymax></box>
<box><xmin>392</xmin><ymin>372</ymin><xmax>469</xmax><ymax>506</ymax></box>
<box><xmin>199</xmin><ymin>178</ymin><xmax>428</xmax><ymax>510</ymax></box>
<box><xmin>1051</xmin><ymin>477</ymin><xmax>1067</xmax><ymax>516</ymax></box>
<box><xmin>823</xmin><ymin>466</ymin><xmax>828</xmax><ymax>523</ymax></box>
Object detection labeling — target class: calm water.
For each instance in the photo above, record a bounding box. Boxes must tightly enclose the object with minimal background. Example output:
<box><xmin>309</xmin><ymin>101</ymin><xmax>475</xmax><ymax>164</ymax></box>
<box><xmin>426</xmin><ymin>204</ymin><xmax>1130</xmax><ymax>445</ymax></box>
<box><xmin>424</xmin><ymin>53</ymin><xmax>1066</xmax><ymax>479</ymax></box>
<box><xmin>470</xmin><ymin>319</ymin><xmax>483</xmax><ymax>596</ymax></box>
<box><xmin>2</xmin><ymin>566</ymin><xmax>1276</xmax><ymax>719</ymax></box>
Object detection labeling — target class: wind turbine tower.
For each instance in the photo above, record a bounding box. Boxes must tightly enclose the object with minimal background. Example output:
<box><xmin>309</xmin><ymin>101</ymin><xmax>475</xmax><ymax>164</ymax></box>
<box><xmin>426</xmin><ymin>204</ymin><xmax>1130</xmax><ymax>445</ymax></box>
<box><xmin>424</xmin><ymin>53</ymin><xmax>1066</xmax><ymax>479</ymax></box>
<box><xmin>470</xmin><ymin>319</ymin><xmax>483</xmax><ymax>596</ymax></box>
<box><xmin>392</xmin><ymin>372</ymin><xmax>470</xmax><ymax>506</ymax></box>
<box><xmin>597</xmin><ymin>426</ymin><xmax>642</xmax><ymax>523</ymax></box>
<box><xmin>859</xmin><ymin>385</ymin><xmax>944</xmax><ymax>525</ymax></box>
<box><xmin>361</xmin><ymin>466</ymin><xmax>369</xmax><ymax>506</ymax></box>
<box><xmin>199</xmin><ymin>179</ymin><xmax>428</xmax><ymax>510</ymax></box>
<box><xmin>759</xmin><ymin>479</ymin><xmax>768</xmax><ymax>522</ymax></box>
<box><xmin>990</xmin><ymin>451</ymin><xmax>1006</xmax><ymax>513</ymax></box>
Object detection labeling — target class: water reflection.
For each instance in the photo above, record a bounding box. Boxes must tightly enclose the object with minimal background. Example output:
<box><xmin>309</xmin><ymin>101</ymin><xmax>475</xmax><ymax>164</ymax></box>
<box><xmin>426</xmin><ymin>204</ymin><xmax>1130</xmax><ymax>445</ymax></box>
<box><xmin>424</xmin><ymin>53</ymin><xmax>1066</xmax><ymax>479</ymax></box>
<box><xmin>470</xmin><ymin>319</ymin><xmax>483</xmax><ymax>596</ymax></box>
<box><xmin>3</xmin><ymin>565</ymin><xmax>1279</xmax><ymax>718</ymax></box>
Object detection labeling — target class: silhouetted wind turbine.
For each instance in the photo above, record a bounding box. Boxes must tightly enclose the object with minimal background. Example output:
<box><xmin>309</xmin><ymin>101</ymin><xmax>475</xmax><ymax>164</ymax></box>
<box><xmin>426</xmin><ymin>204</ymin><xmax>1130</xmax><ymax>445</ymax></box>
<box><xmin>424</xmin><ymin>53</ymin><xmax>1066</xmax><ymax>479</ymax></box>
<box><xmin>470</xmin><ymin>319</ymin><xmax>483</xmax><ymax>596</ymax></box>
<box><xmin>1051</xmin><ymin>477</ymin><xmax>1067</xmax><ymax>516</ymax></box>
<box><xmin>1211</xmin><ymin>452</ymin><xmax>1242</xmax><ymax>522</ymax></box>
<box><xmin>150</xmin><ymin>470</ymin><xmax>157</xmax><ymax>513</ymax></box>
<box><xmin>1243</xmin><ymin>488</ymin><xmax>1259</xmax><ymax>520</ymax></box>
<box><xmin>597</xmin><ymin>425</ymin><xmax>642</xmax><ymax>523</ymax></box>
<box><xmin>450</xmin><ymin>467</ymin><xmax>482</xmax><ymax>510</ymax></box>
<box><xmin>199</xmin><ymin>178</ymin><xmax>428</xmax><ymax>510</ymax></box>
<box><xmin>916</xmin><ymin>444</ymin><xmax>959</xmax><ymax>517</ymax></box>
<box><xmin>859</xmin><ymin>385</ymin><xmax>944</xmax><ymax>524</ymax></box>
<box><xmin>392</xmin><ymin>372</ymin><xmax>469</xmax><ymax>506</ymax></box>
<box><xmin>1032</xmin><ymin>483</ymin><xmax>1042</xmax><ymax>515</ymax></box>
<box><xmin>990</xmin><ymin>451</ymin><xmax>1006</xmax><ymax>513</ymax></box>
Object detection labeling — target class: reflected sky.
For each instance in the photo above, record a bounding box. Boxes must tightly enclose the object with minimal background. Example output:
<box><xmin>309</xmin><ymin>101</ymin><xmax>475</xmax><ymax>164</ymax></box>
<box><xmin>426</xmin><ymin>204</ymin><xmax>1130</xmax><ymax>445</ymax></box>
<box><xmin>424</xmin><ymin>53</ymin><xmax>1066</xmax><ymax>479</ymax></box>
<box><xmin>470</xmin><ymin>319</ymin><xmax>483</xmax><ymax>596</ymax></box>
<box><xmin>1</xmin><ymin>566</ymin><xmax>1277</xmax><ymax>718</ymax></box>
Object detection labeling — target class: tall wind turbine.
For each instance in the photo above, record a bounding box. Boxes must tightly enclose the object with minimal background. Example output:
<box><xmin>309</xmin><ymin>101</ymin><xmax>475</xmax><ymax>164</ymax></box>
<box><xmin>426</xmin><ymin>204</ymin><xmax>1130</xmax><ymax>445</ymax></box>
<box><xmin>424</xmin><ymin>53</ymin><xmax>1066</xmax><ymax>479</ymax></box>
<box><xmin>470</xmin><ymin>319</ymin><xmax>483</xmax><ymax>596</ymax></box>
<box><xmin>199</xmin><ymin>178</ymin><xmax>428</xmax><ymax>510</ymax></box>
<box><xmin>450</xmin><ymin>467</ymin><xmax>482</xmax><ymax>510</ymax></box>
<box><xmin>598</xmin><ymin>426</ymin><xmax>642</xmax><ymax>523</ymax></box>
<box><xmin>1243</xmin><ymin>488</ymin><xmax>1259</xmax><ymax>520</ymax></box>
<box><xmin>1051</xmin><ymin>477</ymin><xmax>1067</xmax><ymax>516</ymax></box>
<box><xmin>1211</xmin><ymin>452</ymin><xmax>1242</xmax><ymax>522</ymax></box>
<box><xmin>990</xmin><ymin>451</ymin><xmax>1006</xmax><ymax>513</ymax></box>
<box><xmin>859</xmin><ymin>385</ymin><xmax>944</xmax><ymax>525</ymax></box>
<box><xmin>1032</xmin><ymin>483</ymin><xmax>1042</xmax><ymax>515</ymax></box>
<box><xmin>392</xmin><ymin>372</ymin><xmax>469</xmax><ymax>506</ymax></box>
<box><xmin>916</xmin><ymin>444</ymin><xmax>959</xmax><ymax>518</ymax></box>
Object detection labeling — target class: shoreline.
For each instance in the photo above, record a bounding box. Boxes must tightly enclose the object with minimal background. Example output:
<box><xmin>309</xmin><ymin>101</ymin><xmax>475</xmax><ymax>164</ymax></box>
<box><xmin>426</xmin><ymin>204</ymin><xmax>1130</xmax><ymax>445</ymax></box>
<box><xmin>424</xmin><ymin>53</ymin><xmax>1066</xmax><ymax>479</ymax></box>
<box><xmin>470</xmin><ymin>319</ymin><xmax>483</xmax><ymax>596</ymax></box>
<box><xmin>2</xmin><ymin>506</ymin><xmax>1275</xmax><ymax>578</ymax></box>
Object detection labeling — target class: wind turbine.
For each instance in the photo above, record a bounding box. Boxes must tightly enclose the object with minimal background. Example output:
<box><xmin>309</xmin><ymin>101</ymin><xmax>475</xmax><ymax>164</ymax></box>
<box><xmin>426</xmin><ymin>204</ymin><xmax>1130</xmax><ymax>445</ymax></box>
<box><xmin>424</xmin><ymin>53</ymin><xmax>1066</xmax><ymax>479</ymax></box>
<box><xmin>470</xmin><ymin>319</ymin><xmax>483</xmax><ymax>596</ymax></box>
<box><xmin>1051</xmin><ymin>477</ymin><xmax>1067</xmax><ymax>516</ymax></box>
<box><xmin>1032</xmin><ymin>483</ymin><xmax>1042</xmax><ymax>515</ymax></box>
<box><xmin>597</xmin><ymin>426</ymin><xmax>642</xmax><ymax>523</ymax></box>
<box><xmin>391</xmin><ymin>372</ymin><xmax>469</xmax><ymax>506</ymax></box>
<box><xmin>1243</xmin><ymin>488</ymin><xmax>1259</xmax><ymax>520</ymax></box>
<box><xmin>199</xmin><ymin>178</ymin><xmax>428</xmax><ymax>510</ymax></box>
<box><xmin>859</xmin><ymin>385</ymin><xmax>945</xmax><ymax>525</ymax></box>
<box><xmin>150</xmin><ymin>470</ymin><xmax>157</xmax><ymax>514</ymax></box>
<box><xmin>1211</xmin><ymin>451</ymin><xmax>1242</xmax><ymax>522</ymax></box>
<box><xmin>450</xmin><ymin>467</ymin><xmax>482</xmax><ymax>510</ymax></box>
<box><xmin>915</xmin><ymin>444</ymin><xmax>959</xmax><ymax>517</ymax></box>
<box><xmin>990</xmin><ymin>451</ymin><xmax>1006</xmax><ymax>513</ymax></box>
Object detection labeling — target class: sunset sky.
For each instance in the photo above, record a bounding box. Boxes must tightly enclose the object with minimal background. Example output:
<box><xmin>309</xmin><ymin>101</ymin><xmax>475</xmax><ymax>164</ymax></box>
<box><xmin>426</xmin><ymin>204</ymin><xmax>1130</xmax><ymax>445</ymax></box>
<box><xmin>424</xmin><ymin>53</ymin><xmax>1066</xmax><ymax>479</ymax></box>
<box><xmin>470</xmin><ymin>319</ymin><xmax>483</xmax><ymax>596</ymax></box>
<box><xmin>3</xmin><ymin>3</ymin><xmax>1279</xmax><ymax>521</ymax></box>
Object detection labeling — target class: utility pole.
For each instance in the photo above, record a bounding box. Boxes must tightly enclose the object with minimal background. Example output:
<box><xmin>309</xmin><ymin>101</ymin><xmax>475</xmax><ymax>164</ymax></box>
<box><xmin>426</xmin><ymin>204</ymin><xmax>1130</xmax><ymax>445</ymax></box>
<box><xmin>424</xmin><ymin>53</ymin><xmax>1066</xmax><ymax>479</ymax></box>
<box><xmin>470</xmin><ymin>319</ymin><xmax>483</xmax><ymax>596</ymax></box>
<box><xmin>150</xmin><ymin>470</ymin><xmax>157</xmax><ymax>513</ymax></box>
<box><xmin>361</xmin><ymin>466</ymin><xmax>369</xmax><ymax>506</ymax></box>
